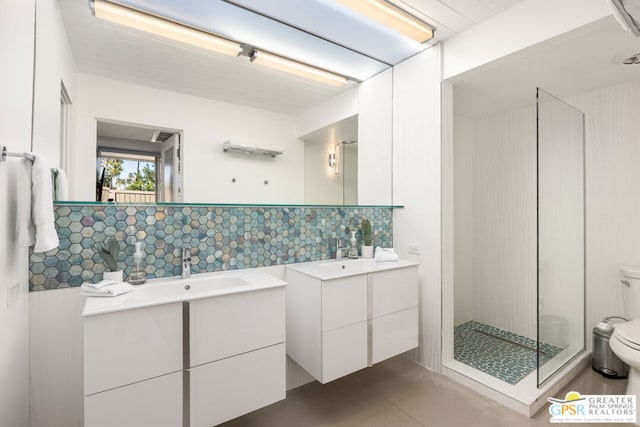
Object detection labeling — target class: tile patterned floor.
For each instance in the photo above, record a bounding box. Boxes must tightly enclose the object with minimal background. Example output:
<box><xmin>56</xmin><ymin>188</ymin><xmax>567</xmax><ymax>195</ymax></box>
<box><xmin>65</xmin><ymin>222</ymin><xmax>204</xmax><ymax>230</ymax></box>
<box><xmin>454</xmin><ymin>321</ymin><xmax>562</xmax><ymax>385</ymax></box>
<box><xmin>221</xmin><ymin>356</ymin><xmax>631</xmax><ymax>427</ymax></box>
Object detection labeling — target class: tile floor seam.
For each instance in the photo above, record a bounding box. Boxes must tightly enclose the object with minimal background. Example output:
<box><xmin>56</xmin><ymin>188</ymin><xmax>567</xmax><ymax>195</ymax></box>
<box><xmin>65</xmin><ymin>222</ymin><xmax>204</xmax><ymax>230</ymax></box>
<box><xmin>352</xmin><ymin>375</ymin><xmax>427</xmax><ymax>427</ymax></box>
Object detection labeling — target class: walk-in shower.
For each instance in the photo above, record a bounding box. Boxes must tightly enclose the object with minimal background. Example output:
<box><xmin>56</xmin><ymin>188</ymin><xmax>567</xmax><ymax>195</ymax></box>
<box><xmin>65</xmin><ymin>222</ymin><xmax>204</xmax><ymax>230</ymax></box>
<box><xmin>442</xmin><ymin>85</ymin><xmax>586</xmax><ymax>415</ymax></box>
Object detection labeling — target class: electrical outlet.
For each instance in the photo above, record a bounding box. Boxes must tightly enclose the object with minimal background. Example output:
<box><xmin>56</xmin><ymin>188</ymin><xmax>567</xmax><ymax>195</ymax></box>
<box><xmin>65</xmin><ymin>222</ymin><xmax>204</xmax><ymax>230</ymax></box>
<box><xmin>407</xmin><ymin>243</ymin><xmax>421</xmax><ymax>255</ymax></box>
<box><xmin>6</xmin><ymin>283</ymin><xmax>19</xmax><ymax>308</ymax></box>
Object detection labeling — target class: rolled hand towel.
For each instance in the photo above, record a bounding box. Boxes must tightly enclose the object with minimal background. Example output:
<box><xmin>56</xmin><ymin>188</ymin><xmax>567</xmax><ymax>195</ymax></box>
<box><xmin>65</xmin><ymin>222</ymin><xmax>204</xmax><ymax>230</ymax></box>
<box><xmin>81</xmin><ymin>281</ymin><xmax>134</xmax><ymax>297</ymax></box>
<box><xmin>375</xmin><ymin>247</ymin><xmax>399</xmax><ymax>262</ymax></box>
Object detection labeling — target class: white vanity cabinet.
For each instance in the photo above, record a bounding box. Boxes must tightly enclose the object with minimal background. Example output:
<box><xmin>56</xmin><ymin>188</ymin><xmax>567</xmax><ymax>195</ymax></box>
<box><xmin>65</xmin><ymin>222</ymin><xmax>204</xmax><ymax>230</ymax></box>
<box><xmin>188</xmin><ymin>287</ymin><xmax>286</xmax><ymax>427</ymax></box>
<box><xmin>286</xmin><ymin>260</ymin><xmax>419</xmax><ymax>384</ymax></box>
<box><xmin>368</xmin><ymin>267</ymin><xmax>419</xmax><ymax>364</ymax></box>
<box><xmin>83</xmin><ymin>302</ymin><xmax>183</xmax><ymax>427</ymax></box>
<box><xmin>286</xmin><ymin>272</ymin><xmax>368</xmax><ymax>383</ymax></box>
<box><xmin>83</xmin><ymin>271</ymin><xmax>287</xmax><ymax>427</ymax></box>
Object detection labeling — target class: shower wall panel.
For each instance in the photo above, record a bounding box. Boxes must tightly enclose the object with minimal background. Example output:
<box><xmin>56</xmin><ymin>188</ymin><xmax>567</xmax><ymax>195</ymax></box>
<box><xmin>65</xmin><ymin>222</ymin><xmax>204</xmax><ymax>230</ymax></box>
<box><xmin>455</xmin><ymin>106</ymin><xmax>537</xmax><ymax>339</ymax></box>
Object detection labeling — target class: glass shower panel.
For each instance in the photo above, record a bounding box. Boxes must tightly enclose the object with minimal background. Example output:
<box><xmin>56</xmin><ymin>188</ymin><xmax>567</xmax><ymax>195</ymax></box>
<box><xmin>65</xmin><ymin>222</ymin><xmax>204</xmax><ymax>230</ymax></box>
<box><xmin>537</xmin><ymin>88</ymin><xmax>585</xmax><ymax>386</ymax></box>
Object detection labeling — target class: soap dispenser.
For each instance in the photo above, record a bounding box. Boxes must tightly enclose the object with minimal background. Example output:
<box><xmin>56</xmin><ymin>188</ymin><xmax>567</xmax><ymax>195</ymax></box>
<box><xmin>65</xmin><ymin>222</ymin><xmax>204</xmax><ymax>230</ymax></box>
<box><xmin>128</xmin><ymin>241</ymin><xmax>147</xmax><ymax>285</ymax></box>
<box><xmin>348</xmin><ymin>230</ymin><xmax>359</xmax><ymax>259</ymax></box>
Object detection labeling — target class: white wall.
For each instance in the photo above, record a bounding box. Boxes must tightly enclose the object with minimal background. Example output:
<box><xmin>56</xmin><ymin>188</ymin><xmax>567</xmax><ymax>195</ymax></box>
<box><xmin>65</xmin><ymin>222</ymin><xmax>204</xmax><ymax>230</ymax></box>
<box><xmin>26</xmin><ymin>3</ymin><xmax>79</xmax><ymax>424</ymax></box>
<box><xmin>538</xmin><ymin>92</ymin><xmax>585</xmax><ymax>354</ymax></box>
<box><xmin>303</xmin><ymin>140</ymin><xmax>343</xmax><ymax>204</ymax></box>
<box><xmin>568</xmin><ymin>80</ymin><xmax>640</xmax><ymax>348</ymax></box>
<box><xmin>442</xmin><ymin>0</ymin><xmax>610</xmax><ymax>80</ymax></box>
<box><xmin>393</xmin><ymin>45</ymin><xmax>442</xmax><ymax>371</ymax></box>
<box><xmin>0</xmin><ymin>1</ymin><xmax>35</xmax><ymax>426</ymax></box>
<box><xmin>296</xmin><ymin>87</ymin><xmax>358</xmax><ymax>139</ymax></box>
<box><xmin>300</xmin><ymin>69</ymin><xmax>393</xmax><ymax>206</ymax></box>
<box><xmin>32</xmin><ymin>0</ymin><xmax>77</xmax><ymax>168</ymax></box>
<box><xmin>470</xmin><ymin>106</ymin><xmax>538</xmax><ymax>339</ymax></box>
<box><xmin>452</xmin><ymin>114</ymin><xmax>474</xmax><ymax>326</ymax></box>
<box><xmin>72</xmin><ymin>74</ymin><xmax>304</xmax><ymax>203</ymax></box>
<box><xmin>30</xmin><ymin>288</ymin><xmax>84</xmax><ymax>427</ymax></box>
<box><xmin>358</xmin><ymin>69</ymin><xmax>392</xmax><ymax>205</ymax></box>
<box><xmin>343</xmin><ymin>144</ymin><xmax>358</xmax><ymax>205</ymax></box>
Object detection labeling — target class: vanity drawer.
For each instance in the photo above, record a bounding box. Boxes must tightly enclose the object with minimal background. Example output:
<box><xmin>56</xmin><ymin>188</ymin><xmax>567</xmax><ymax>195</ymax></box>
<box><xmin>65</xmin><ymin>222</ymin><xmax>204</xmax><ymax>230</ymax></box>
<box><xmin>84</xmin><ymin>371</ymin><xmax>182</xmax><ymax>427</ymax></box>
<box><xmin>84</xmin><ymin>302</ymin><xmax>183</xmax><ymax>395</ymax></box>
<box><xmin>189</xmin><ymin>343</ymin><xmax>285</xmax><ymax>427</ymax></box>
<box><xmin>370</xmin><ymin>307</ymin><xmax>419</xmax><ymax>365</ymax></box>
<box><xmin>189</xmin><ymin>286</ymin><xmax>285</xmax><ymax>367</ymax></box>
<box><xmin>369</xmin><ymin>267</ymin><xmax>418</xmax><ymax>318</ymax></box>
<box><xmin>321</xmin><ymin>321</ymin><xmax>367</xmax><ymax>383</ymax></box>
<box><xmin>322</xmin><ymin>276</ymin><xmax>367</xmax><ymax>331</ymax></box>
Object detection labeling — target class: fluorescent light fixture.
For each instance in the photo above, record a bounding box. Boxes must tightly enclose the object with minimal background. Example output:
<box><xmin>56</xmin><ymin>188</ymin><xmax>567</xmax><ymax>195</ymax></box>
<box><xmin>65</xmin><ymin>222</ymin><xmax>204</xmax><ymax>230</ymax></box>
<box><xmin>91</xmin><ymin>0</ymin><xmax>241</xmax><ymax>56</ymax></box>
<box><xmin>150</xmin><ymin>130</ymin><xmax>161</xmax><ymax>143</ymax></box>
<box><xmin>251</xmin><ymin>50</ymin><xmax>348</xmax><ymax>87</ymax></box>
<box><xmin>337</xmin><ymin>0</ymin><xmax>434</xmax><ymax>43</ymax></box>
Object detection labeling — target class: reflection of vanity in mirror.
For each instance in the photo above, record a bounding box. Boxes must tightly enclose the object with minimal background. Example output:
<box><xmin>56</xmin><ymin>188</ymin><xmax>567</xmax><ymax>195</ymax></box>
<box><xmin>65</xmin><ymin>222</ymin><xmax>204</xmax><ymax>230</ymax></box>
<box><xmin>33</xmin><ymin>0</ymin><xmax>395</xmax><ymax>206</ymax></box>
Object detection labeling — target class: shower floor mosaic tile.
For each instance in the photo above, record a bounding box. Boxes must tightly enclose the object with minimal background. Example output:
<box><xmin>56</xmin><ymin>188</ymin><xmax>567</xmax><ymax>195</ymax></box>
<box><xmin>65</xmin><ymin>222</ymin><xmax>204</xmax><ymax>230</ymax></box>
<box><xmin>454</xmin><ymin>320</ymin><xmax>562</xmax><ymax>385</ymax></box>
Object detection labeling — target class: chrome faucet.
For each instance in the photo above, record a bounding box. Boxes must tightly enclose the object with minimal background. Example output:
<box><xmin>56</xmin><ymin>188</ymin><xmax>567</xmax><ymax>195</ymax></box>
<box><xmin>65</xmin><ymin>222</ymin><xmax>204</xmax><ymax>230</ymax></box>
<box><xmin>335</xmin><ymin>239</ymin><xmax>348</xmax><ymax>261</ymax></box>
<box><xmin>181</xmin><ymin>247</ymin><xmax>192</xmax><ymax>279</ymax></box>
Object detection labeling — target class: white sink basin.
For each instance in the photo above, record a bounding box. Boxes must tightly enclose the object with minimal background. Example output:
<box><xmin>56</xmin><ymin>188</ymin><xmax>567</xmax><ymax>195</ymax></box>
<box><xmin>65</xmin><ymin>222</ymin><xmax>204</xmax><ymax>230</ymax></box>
<box><xmin>318</xmin><ymin>259</ymin><xmax>377</xmax><ymax>274</ymax></box>
<box><xmin>286</xmin><ymin>258</ymin><xmax>419</xmax><ymax>281</ymax></box>
<box><xmin>134</xmin><ymin>276</ymin><xmax>250</xmax><ymax>300</ymax></box>
<box><xmin>83</xmin><ymin>270</ymin><xmax>286</xmax><ymax>316</ymax></box>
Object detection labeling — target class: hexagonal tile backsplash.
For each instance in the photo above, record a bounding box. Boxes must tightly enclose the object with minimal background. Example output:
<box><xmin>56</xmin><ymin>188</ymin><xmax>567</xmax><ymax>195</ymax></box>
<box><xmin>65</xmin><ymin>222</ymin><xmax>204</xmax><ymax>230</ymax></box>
<box><xmin>29</xmin><ymin>204</ymin><xmax>394</xmax><ymax>291</ymax></box>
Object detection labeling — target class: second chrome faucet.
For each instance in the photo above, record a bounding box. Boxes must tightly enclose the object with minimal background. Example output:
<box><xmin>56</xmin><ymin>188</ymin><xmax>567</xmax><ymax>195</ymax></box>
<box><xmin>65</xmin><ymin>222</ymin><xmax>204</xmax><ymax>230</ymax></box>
<box><xmin>182</xmin><ymin>247</ymin><xmax>192</xmax><ymax>279</ymax></box>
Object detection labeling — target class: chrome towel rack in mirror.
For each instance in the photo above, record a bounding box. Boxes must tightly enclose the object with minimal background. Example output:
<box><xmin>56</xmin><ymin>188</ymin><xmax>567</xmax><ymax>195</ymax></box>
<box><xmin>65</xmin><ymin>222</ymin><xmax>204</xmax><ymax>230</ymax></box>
<box><xmin>1</xmin><ymin>146</ymin><xmax>35</xmax><ymax>162</ymax></box>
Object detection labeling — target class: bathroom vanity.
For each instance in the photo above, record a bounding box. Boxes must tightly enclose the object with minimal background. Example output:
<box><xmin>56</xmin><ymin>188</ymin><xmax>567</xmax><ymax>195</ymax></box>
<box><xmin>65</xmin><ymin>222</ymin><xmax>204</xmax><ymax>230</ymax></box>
<box><xmin>82</xmin><ymin>270</ymin><xmax>286</xmax><ymax>427</ymax></box>
<box><xmin>285</xmin><ymin>259</ymin><xmax>419</xmax><ymax>383</ymax></box>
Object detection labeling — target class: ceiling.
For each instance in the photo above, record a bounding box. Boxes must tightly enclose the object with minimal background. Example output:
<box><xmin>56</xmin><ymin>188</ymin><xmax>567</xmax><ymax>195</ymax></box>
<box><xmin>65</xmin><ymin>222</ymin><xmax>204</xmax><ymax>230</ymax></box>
<box><xmin>97</xmin><ymin>121</ymin><xmax>161</xmax><ymax>141</ymax></box>
<box><xmin>453</xmin><ymin>16</ymin><xmax>640</xmax><ymax>118</ymax></box>
<box><xmin>395</xmin><ymin>0</ymin><xmax>526</xmax><ymax>40</ymax></box>
<box><xmin>59</xmin><ymin>0</ymin><xmax>526</xmax><ymax>115</ymax></box>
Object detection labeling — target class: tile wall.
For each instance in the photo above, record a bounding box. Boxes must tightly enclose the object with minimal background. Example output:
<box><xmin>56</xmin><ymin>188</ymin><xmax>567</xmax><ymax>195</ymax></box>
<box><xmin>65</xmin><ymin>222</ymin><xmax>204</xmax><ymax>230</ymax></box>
<box><xmin>29</xmin><ymin>204</ymin><xmax>393</xmax><ymax>291</ymax></box>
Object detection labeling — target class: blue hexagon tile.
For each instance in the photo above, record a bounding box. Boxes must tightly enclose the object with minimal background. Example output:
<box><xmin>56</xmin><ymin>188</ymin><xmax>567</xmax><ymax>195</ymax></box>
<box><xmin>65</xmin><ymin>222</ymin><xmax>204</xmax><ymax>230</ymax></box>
<box><xmin>29</xmin><ymin>205</ymin><xmax>394</xmax><ymax>291</ymax></box>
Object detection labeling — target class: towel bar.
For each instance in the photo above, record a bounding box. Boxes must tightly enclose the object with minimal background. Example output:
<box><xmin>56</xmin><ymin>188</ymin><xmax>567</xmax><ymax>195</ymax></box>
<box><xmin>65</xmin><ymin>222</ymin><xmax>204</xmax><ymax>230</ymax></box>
<box><xmin>1</xmin><ymin>146</ymin><xmax>35</xmax><ymax>162</ymax></box>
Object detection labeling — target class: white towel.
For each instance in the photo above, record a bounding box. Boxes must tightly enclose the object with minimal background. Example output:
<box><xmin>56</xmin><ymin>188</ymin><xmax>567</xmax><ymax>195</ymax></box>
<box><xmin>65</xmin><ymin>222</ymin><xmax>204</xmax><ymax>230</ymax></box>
<box><xmin>82</xmin><ymin>279</ymin><xmax>118</xmax><ymax>290</ymax></box>
<box><xmin>51</xmin><ymin>168</ymin><xmax>69</xmax><ymax>201</ymax></box>
<box><xmin>30</xmin><ymin>153</ymin><xmax>59</xmax><ymax>253</ymax></box>
<box><xmin>17</xmin><ymin>159</ymin><xmax>35</xmax><ymax>247</ymax></box>
<box><xmin>375</xmin><ymin>247</ymin><xmax>399</xmax><ymax>262</ymax></box>
<box><xmin>81</xmin><ymin>281</ymin><xmax>134</xmax><ymax>297</ymax></box>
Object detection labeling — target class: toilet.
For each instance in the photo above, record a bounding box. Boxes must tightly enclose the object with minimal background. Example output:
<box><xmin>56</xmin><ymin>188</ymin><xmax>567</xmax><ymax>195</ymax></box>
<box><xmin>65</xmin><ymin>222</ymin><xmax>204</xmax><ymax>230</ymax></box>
<box><xmin>610</xmin><ymin>266</ymin><xmax>640</xmax><ymax>400</ymax></box>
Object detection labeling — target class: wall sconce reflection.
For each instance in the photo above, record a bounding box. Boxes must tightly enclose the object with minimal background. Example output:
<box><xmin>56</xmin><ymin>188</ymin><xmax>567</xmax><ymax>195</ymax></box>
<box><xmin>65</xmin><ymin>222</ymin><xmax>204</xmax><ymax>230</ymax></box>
<box><xmin>328</xmin><ymin>145</ymin><xmax>340</xmax><ymax>175</ymax></box>
<box><xmin>328</xmin><ymin>153</ymin><xmax>336</xmax><ymax>168</ymax></box>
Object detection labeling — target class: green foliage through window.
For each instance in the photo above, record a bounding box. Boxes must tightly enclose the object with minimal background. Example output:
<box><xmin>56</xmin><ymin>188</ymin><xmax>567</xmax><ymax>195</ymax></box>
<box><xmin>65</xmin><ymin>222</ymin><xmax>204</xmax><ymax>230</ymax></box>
<box><xmin>102</xmin><ymin>157</ymin><xmax>156</xmax><ymax>192</ymax></box>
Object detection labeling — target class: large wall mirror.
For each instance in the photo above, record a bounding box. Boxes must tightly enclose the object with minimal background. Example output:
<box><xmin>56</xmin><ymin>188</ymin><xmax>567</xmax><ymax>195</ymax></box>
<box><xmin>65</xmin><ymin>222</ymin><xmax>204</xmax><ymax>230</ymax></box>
<box><xmin>32</xmin><ymin>0</ymin><xmax>395</xmax><ymax>206</ymax></box>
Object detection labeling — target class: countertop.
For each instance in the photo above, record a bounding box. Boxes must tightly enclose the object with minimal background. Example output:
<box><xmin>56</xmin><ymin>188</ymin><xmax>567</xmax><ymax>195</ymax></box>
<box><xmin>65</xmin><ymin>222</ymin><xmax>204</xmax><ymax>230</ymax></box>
<box><xmin>285</xmin><ymin>258</ymin><xmax>419</xmax><ymax>281</ymax></box>
<box><xmin>82</xmin><ymin>269</ymin><xmax>287</xmax><ymax>317</ymax></box>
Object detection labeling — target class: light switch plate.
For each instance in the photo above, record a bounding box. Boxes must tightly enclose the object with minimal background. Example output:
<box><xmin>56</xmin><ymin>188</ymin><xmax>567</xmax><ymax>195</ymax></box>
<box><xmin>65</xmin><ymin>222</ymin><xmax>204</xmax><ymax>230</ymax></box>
<box><xmin>407</xmin><ymin>244</ymin><xmax>421</xmax><ymax>255</ymax></box>
<box><xmin>6</xmin><ymin>283</ymin><xmax>19</xmax><ymax>308</ymax></box>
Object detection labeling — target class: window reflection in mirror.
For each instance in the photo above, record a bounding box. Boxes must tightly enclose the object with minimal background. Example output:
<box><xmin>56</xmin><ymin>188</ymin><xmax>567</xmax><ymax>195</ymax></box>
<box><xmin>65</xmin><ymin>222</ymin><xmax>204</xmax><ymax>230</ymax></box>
<box><xmin>95</xmin><ymin>121</ymin><xmax>182</xmax><ymax>203</ymax></box>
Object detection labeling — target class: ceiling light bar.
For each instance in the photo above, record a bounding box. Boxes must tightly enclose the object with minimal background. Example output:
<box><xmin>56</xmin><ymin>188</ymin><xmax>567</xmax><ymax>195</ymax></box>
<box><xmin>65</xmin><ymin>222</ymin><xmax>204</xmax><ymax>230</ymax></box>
<box><xmin>91</xmin><ymin>0</ymin><xmax>241</xmax><ymax>56</ymax></box>
<box><xmin>150</xmin><ymin>130</ymin><xmax>161</xmax><ymax>143</ymax></box>
<box><xmin>337</xmin><ymin>0</ymin><xmax>434</xmax><ymax>43</ymax></box>
<box><xmin>250</xmin><ymin>50</ymin><xmax>348</xmax><ymax>87</ymax></box>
